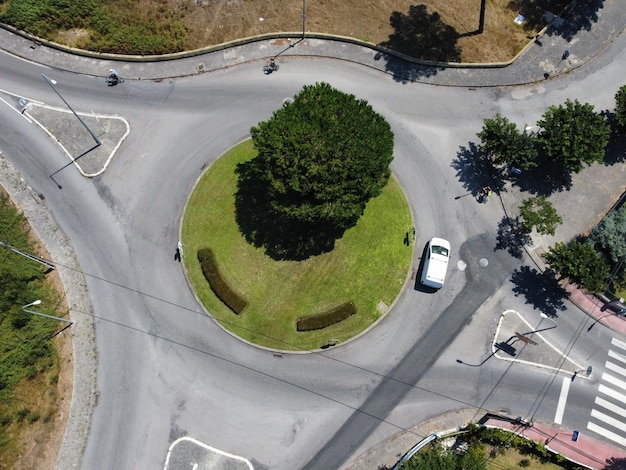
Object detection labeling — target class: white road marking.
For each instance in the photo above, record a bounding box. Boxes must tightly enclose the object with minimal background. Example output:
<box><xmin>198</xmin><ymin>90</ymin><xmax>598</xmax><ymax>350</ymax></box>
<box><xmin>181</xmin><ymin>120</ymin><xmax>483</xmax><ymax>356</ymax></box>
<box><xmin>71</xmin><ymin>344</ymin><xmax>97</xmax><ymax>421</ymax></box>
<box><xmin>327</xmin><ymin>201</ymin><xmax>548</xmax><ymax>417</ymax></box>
<box><xmin>602</xmin><ymin>373</ymin><xmax>626</xmax><ymax>391</ymax></box>
<box><xmin>598</xmin><ymin>384</ymin><xmax>626</xmax><ymax>404</ymax></box>
<box><xmin>591</xmin><ymin>409</ymin><xmax>626</xmax><ymax>431</ymax></box>
<box><xmin>595</xmin><ymin>396</ymin><xmax>626</xmax><ymax>419</ymax></box>
<box><xmin>606</xmin><ymin>361</ymin><xmax>626</xmax><ymax>378</ymax></box>
<box><xmin>587</xmin><ymin>421</ymin><xmax>626</xmax><ymax>447</ymax></box>
<box><xmin>609</xmin><ymin>350</ymin><xmax>626</xmax><ymax>365</ymax></box>
<box><xmin>613</xmin><ymin>337</ymin><xmax>626</xmax><ymax>352</ymax></box>
<box><xmin>554</xmin><ymin>376</ymin><xmax>570</xmax><ymax>424</ymax></box>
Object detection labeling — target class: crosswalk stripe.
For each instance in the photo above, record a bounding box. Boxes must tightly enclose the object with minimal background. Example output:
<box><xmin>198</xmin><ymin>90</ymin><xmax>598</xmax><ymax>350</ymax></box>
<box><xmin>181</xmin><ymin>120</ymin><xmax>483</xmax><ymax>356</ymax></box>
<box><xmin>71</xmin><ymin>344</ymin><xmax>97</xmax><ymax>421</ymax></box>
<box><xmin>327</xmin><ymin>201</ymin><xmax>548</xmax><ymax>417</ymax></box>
<box><xmin>603</xmin><ymin>373</ymin><xmax>626</xmax><ymax>391</ymax></box>
<box><xmin>609</xmin><ymin>350</ymin><xmax>626</xmax><ymax>365</ymax></box>
<box><xmin>591</xmin><ymin>409</ymin><xmax>626</xmax><ymax>431</ymax></box>
<box><xmin>606</xmin><ymin>361</ymin><xmax>626</xmax><ymax>378</ymax></box>
<box><xmin>598</xmin><ymin>384</ymin><xmax>626</xmax><ymax>404</ymax></box>
<box><xmin>595</xmin><ymin>396</ymin><xmax>626</xmax><ymax>419</ymax></box>
<box><xmin>587</xmin><ymin>421</ymin><xmax>626</xmax><ymax>447</ymax></box>
<box><xmin>613</xmin><ymin>337</ymin><xmax>626</xmax><ymax>352</ymax></box>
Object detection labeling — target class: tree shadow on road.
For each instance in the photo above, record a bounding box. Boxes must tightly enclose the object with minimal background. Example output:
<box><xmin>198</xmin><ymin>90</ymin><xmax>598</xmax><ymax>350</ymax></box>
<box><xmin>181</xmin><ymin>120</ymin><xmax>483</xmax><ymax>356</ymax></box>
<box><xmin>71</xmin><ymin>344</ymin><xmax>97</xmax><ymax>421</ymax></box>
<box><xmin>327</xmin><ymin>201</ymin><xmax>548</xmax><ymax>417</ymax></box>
<box><xmin>450</xmin><ymin>142</ymin><xmax>506</xmax><ymax>199</ymax></box>
<box><xmin>511</xmin><ymin>153</ymin><xmax>572</xmax><ymax>196</ymax></box>
<box><xmin>510</xmin><ymin>265</ymin><xmax>567</xmax><ymax>317</ymax></box>
<box><xmin>375</xmin><ymin>4</ymin><xmax>461</xmax><ymax>83</ymax></box>
<box><xmin>495</xmin><ymin>216</ymin><xmax>532</xmax><ymax>259</ymax></box>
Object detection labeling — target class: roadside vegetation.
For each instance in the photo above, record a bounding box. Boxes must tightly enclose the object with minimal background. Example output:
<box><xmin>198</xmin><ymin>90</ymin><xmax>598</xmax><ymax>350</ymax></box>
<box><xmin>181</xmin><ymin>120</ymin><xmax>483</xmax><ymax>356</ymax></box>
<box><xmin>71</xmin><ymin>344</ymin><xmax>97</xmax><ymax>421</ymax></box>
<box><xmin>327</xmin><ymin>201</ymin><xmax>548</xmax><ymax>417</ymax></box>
<box><xmin>469</xmin><ymin>85</ymin><xmax>626</xmax><ymax>298</ymax></box>
<box><xmin>400</xmin><ymin>425</ymin><xmax>586</xmax><ymax>470</ymax></box>
<box><xmin>0</xmin><ymin>191</ymin><xmax>71</xmax><ymax>468</ymax></box>
<box><xmin>0</xmin><ymin>0</ymin><xmax>574</xmax><ymax>62</ymax></box>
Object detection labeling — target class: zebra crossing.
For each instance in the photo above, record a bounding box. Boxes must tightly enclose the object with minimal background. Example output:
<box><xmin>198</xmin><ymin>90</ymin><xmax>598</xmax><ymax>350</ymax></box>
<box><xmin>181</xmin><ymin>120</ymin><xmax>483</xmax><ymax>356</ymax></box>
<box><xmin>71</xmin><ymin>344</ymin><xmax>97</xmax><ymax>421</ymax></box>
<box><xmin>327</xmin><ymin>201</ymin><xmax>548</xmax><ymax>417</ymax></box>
<box><xmin>587</xmin><ymin>337</ymin><xmax>626</xmax><ymax>448</ymax></box>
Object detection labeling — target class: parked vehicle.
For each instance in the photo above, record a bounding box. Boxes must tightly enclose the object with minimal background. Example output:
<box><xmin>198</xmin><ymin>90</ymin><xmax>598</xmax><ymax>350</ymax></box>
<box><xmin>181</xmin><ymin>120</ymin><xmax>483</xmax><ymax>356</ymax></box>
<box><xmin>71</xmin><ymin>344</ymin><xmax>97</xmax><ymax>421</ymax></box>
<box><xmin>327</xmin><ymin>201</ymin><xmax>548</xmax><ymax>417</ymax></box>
<box><xmin>420</xmin><ymin>237</ymin><xmax>450</xmax><ymax>289</ymax></box>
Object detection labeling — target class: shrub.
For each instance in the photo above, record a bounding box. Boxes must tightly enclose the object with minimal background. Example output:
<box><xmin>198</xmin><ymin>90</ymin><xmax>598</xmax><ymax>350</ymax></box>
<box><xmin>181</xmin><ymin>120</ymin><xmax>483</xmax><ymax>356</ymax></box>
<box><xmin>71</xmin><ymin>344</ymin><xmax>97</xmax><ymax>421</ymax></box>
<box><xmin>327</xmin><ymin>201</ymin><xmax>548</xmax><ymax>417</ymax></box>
<box><xmin>296</xmin><ymin>302</ymin><xmax>356</xmax><ymax>331</ymax></box>
<box><xmin>197</xmin><ymin>248</ymin><xmax>248</xmax><ymax>315</ymax></box>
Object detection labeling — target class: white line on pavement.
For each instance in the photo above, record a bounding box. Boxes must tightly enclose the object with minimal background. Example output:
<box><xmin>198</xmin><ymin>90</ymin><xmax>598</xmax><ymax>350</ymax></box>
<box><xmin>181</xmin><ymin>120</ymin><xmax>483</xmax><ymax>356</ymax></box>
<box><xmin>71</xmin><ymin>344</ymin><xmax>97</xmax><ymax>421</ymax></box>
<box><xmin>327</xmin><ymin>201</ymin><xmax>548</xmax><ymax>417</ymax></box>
<box><xmin>602</xmin><ymin>373</ymin><xmax>626</xmax><ymax>391</ymax></box>
<box><xmin>595</xmin><ymin>396</ymin><xmax>626</xmax><ymax>419</ymax></box>
<box><xmin>606</xmin><ymin>361</ymin><xmax>626</xmax><ymax>378</ymax></box>
<box><xmin>609</xmin><ymin>350</ymin><xmax>626</xmax><ymax>365</ymax></box>
<box><xmin>591</xmin><ymin>409</ymin><xmax>626</xmax><ymax>432</ymax></box>
<box><xmin>587</xmin><ymin>421</ymin><xmax>626</xmax><ymax>447</ymax></box>
<box><xmin>554</xmin><ymin>376</ymin><xmax>570</xmax><ymax>424</ymax></box>
<box><xmin>598</xmin><ymin>384</ymin><xmax>626</xmax><ymax>404</ymax></box>
<box><xmin>613</xmin><ymin>337</ymin><xmax>626</xmax><ymax>352</ymax></box>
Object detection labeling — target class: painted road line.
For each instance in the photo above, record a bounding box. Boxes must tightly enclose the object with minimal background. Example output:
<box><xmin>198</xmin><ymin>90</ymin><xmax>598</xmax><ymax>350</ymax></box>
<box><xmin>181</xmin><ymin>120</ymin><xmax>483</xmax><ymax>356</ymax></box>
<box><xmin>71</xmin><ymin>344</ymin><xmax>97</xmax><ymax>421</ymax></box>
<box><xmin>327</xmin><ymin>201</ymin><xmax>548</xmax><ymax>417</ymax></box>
<box><xmin>613</xmin><ymin>337</ymin><xmax>626</xmax><ymax>352</ymax></box>
<box><xmin>602</xmin><ymin>373</ymin><xmax>626</xmax><ymax>391</ymax></box>
<box><xmin>595</xmin><ymin>396</ymin><xmax>626</xmax><ymax>419</ymax></box>
<box><xmin>554</xmin><ymin>376</ymin><xmax>570</xmax><ymax>424</ymax></box>
<box><xmin>591</xmin><ymin>409</ymin><xmax>626</xmax><ymax>432</ymax></box>
<box><xmin>606</xmin><ymin>361</ymin><xmax>626</xmax><ymax>378</ymax></box>
<box><xmin>587</xmin><ymin>421</ymin><xmax>626</xmax><ymax>447</ymax></box>
<box><xmin>598</xmin><ymin>384</ymin><xmax>626</xmax><ymax>404</ymax></box>
<box><xmin>609</xmin><ymin>350</ymin><xmax>626</xmax><ymax>365</ymax></box>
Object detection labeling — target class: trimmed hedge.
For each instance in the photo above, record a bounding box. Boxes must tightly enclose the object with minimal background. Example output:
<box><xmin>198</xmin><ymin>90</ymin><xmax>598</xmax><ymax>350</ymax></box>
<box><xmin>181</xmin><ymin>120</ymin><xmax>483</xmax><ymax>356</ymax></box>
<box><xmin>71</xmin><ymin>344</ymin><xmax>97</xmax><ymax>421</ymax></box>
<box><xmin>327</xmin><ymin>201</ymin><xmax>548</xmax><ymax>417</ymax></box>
<box><xmin>197</xmin><ymin>248</ymin><xmax>248</xmax><ymax>315</ymax></box>
<box><xmin>296</xmin><ymin>302</ymin><xmax>356</xmax><ymax>331</ymax></box>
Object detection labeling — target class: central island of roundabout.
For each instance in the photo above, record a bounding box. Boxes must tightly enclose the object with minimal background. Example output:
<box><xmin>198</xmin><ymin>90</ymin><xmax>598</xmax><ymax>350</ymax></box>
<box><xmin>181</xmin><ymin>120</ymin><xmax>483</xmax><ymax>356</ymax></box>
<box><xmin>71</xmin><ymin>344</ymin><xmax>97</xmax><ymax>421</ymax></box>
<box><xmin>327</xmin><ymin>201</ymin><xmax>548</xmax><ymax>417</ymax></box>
<box><xmin>181</xmin><ymin>84</ymin><xmax>414</xmax><ymax>351</ymax></box>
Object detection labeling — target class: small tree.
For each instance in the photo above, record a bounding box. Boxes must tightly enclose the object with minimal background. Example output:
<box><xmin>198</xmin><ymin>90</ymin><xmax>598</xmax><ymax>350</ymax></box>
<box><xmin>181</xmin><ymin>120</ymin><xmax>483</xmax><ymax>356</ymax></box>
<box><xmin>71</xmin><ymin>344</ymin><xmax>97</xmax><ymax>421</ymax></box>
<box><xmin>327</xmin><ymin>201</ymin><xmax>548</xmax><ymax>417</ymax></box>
<box><xmin>476</xmin><ymin>114</ymin><xmax>538</xmax><ymax>171</ymax></box>
<box><xmin>543</xmin><ymin>240</ymin><xmax>609</xmax><ymax>293</ymax></box>
<box><xmin>537</xmin><ymin>99</ymin><xmax>610</xmax><ymax>173</ymax></box>
<box><xmin>588</xmin><ymin>207</ymin><xmax>626</xmax><ymax>264</ymax></box>
<box><xmin>519</xmin><ymin>196</ymin><xmax>562</xmax><ymax>236</ymax></box>
<box><xmin>615</xmin><ymin>84</ymin><xmax>626</xmax><ymax>130</ymax></box>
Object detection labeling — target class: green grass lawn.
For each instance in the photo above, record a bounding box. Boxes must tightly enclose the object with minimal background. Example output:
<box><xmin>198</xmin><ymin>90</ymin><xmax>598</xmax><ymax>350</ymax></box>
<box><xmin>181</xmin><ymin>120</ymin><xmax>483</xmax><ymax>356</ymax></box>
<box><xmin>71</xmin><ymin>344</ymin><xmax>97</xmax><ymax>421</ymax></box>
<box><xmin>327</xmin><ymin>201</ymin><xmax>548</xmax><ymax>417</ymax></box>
<box><xmin>182</xmin><ymin>139</ymin><xmax>413</xmax><ymax>350</ymax></box>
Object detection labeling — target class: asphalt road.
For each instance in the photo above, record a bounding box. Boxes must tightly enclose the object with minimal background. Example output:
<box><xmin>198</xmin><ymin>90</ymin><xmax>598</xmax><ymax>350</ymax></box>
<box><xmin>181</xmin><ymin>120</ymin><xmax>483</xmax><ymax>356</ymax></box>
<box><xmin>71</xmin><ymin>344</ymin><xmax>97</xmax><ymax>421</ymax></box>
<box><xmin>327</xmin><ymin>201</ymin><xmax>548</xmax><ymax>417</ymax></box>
<box><xmin>1</xmin><ymin>23</ymin><xmax>625</xmax><ymax>470</ymax></box>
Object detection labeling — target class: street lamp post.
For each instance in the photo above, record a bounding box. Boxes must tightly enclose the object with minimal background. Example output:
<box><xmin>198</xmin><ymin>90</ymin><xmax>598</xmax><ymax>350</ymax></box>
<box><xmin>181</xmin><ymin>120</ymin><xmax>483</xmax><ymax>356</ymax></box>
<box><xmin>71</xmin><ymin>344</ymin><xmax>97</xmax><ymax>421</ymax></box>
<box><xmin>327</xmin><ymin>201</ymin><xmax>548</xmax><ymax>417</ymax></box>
<box><xmin>302</xmin><ymin>0</ymin><xmax>306</xmax><ymax>39</ymax></box>
<box><xmin>22</xmin><ymin>300</ymin><xmax>73</xmax><ymax>336</ymax></box>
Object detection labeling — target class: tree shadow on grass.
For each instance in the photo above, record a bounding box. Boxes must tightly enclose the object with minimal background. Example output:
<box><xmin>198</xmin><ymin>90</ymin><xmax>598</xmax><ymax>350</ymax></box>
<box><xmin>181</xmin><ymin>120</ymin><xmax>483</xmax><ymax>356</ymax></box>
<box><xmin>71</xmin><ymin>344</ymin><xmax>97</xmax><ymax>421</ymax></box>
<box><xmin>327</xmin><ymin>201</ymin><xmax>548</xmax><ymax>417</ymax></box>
<box><xmin>234</xmin><ymin>161</ymin><xmax>344</xmax><ymax>261</ymax></box>
<box><xmin>495</xmin><ymin>216</ymin><xmax>532</xmax><ymax>259</ymax></box>
<box><xmin>375</xmin><ymin>4</ymin><xmax>461</xmax><ymax>83</ymax></box>
<box><xmin>508</xmin><ymin>0</ymin><xmax>604</xmax><ymax>43</ymax></box>
<box><xmin>510</xmin><ymin>265</ymin><xmax>567</xmax><ymax>317</ymax></box>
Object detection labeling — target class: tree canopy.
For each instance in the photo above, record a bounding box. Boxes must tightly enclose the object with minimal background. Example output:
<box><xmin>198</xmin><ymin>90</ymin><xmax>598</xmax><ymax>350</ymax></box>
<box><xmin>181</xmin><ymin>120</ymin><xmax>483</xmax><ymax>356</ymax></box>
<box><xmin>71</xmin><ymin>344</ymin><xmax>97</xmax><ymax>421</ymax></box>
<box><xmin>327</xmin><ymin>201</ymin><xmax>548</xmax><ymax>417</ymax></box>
<box><xmin>615</xmin><ymin>85</ymin><xmax>626</xmax><ymax>131</ymax></box>
<box><xmin>537</xmin><ymin>99</ymin><xmax>610</xmax><ymax>173</ymax></box>
<box><xmin>543</xmin><ymin>240</ymin><xmax>609</xmax><ymax>293</ymax></box>
<box><xmin>588</xmin><ymin>207</ymin><xmax>626</xmax><ymax>264</ymax></box>
<box><xmin>519</xmin><ymin>196</ymin><xmax>562</xmax><ymax>236</ymax></box>
<box><xmin>236</xmin><ymin>82</ymin><xmax>394</xmax><ymax>259</ymax></box>
<box><xmin>476</xmin><ymin>113</ymin><xmax>538</xmax><ymax>171</ymax></box>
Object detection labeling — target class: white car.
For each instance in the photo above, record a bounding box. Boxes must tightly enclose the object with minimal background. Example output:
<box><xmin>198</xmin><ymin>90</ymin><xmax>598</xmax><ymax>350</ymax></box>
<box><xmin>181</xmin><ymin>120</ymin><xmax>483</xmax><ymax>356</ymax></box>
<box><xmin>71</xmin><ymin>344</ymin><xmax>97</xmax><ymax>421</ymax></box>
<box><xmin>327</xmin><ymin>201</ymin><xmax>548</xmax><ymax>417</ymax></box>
<box><xmin>420</xmin><ymin>237</ymin><xmax>450</xmax><ymax>289</ymax></box>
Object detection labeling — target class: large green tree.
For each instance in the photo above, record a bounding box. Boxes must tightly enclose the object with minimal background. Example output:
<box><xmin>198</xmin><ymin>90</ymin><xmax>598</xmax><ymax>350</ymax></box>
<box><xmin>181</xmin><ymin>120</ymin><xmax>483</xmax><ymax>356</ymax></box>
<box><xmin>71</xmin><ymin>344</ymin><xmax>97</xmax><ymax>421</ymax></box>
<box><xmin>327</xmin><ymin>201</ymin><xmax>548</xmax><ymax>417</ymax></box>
<box><xmin>543</xmin><ymin>240</ymin><xmax>609</xmax><ymax>293</ymax></box>
<box><xmin>236</xmin><ymin>82</ymin><xmax>394</xmax><ymax>259</ymax></box>
<box><xmin>615</xmin><ymin>84</ymin><xmax>626</xmax><ymax>130</ymax></box>
<box><xmin>519</xmin><ymin>196</ymin><xmax>562</xmax><ymax>236</ymax></box>
<box><xmin>588</xmin><ymin>207</ymin><xmax>626</xmax><ymax>264</ymax></box>
<box><xmin>476</xmin><ymin>113</ymin><xmax>538</xmax><ymax>171</ymax></box>
<box><xmin>537</xmin><ymin>99</ymin><xmax>610</xmax><ymax>173</ymax></box>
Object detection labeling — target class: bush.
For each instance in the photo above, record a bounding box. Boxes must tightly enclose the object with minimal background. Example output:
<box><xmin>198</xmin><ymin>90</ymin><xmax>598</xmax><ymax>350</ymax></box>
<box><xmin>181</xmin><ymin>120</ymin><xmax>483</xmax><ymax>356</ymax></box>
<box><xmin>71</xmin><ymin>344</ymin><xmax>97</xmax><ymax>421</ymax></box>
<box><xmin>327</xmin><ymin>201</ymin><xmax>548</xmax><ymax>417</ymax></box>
<box><xmin>197</xmin><ymin>248</ymin><xmax>248</xmax><ymax>315</ymax></box>
<box><xmin>296</xmin><ymin>302</ymin><xmax>356</xmax><ymax>331</ymax></box>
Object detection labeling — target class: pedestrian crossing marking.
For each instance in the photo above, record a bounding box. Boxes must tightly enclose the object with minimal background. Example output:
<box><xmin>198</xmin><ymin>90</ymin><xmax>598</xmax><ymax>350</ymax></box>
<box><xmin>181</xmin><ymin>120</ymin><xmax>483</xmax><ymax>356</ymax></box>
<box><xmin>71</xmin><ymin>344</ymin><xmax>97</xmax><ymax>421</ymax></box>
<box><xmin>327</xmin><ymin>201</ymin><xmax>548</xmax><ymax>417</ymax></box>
<box><xmin>587</xmin><ymin>422</ymin><xmax>626</xmax><ymax>447</ymax></box>
<box><xmin>598</xmin><ymin>384</ymin><xmax>626</xmax><ymax>404</ymax></box>
<box><xmin>602</xmin><ymin>373</ymin><xmax>626</xmax><ymax>391</ymax></box>
<box><xmin>609</xmin><ymin>350</ymin><xmax>626</xmax><ymax>365</ymax></box>
<box><xmin>591</xmin><ymin>409</ymin><xmax>626</xmax><ymax>432</ymax></box>
<box><xmin>606</xmin><ymin>361</ymin><xmax>626</xmax><ymax>378</ymax></box>
<box><xmin>595</xmin><ymin>396</ymin><xmax>626</xmax><ymax>419</ymax></box>
<box><xmin>612</xmin><ymin>337</ymin><xmax>626</xmax><ymax>352</ymax></box>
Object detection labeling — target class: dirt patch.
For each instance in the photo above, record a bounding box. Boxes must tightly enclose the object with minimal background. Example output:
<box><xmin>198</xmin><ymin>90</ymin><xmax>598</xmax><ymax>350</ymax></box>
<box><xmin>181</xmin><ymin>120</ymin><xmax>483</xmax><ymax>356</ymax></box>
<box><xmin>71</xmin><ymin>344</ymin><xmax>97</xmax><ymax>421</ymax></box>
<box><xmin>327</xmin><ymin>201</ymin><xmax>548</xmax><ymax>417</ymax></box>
<box><xmin>55</xmin><ymin>29</ymin><xmax>90</xmax><ymax>48</ymax></box>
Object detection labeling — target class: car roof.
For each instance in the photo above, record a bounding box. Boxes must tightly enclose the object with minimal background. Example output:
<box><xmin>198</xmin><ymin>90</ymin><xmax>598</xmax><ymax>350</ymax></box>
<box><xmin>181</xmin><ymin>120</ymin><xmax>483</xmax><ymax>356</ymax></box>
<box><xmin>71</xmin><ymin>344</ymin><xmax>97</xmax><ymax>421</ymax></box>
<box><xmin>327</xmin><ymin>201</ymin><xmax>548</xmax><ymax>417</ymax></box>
<box><xmin>429</xmin><ymin>237</ymin><xmax>450</xmax><ymax>249</ymax></box>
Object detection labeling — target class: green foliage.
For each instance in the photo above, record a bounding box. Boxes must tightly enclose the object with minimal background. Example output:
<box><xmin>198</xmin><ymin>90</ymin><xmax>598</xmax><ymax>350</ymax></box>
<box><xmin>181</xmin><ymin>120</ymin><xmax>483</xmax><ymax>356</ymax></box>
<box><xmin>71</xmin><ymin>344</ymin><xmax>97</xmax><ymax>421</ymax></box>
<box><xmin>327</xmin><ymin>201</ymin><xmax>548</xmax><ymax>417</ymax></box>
<box><xmin>197</xmin><ymin>248</ymin><xmax>248</xmax><ymax>315</ymax></box>
<box><xmin>237</xmin><ymin>82</ymin><xmax>394</xmax><ymax>259</ymax></box>
<box><xmin>296</xmin><ymin>302</ymin><xmax>356</xmax><ymax>331</ymax></box>
<box><xmin>477</xmin><ymin>114</ymin><xmax>538</xmax><ymax>171</ymax></box>
<box><xmin>588</xmin><ymin>207</ymin><xmax>626</xmax><ymax>264</ymax></box>
<box><xmin>0</xmin><ymin>0</ymin><xmax>189</xmax><ymax>55</ymax></box>
<box><xmin>544</xmin><ymin>240</ymin><xmax>609</xmax><ymax>293</ymax></box>
<box><xmin>615</xmin><ymin>85</ymin><xmax>626</xmax><ymax>130</ymax></box>
<box><xmin>0</xmin><ymin>193</ymin><xmax>63</xmax><ymax>410</ymax></box>
<box><xmin>519</xmin><ymin>196</ymin><xmax>562</xmax><ymax>236</ymax></box>
<box><xmin>537</xmin><ymin>99</ymin><xmax>610</xmax><ymax>173</ymax></box>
